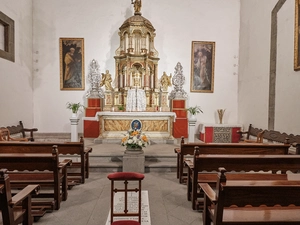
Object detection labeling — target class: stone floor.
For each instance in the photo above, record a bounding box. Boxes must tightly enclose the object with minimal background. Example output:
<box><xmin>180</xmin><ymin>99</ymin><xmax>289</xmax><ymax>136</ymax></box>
<box><xmin>36</xmin><ymin>172</ymin><xmax>202</xmax><ymax>225</ymax></box>
<box><xmin>31</xmin><ymin>137</ymin><xmax>204</xmax><ymax>225</ymax></box>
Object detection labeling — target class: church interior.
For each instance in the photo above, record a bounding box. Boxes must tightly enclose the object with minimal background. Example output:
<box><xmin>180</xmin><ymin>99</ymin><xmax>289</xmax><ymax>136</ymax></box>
<box><xmin>1</xmin><ymin>0</ymin><xmax>300</xmax><ymax>224</ymax></box>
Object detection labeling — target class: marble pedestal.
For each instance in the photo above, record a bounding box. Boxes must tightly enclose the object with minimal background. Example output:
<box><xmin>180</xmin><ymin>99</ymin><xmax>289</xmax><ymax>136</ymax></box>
<box><xmin>188</xmin><ymin>117</ymin><xmax>197</xmax><ymax>143</ymax></box>
<box><xmin>70</xmin><ymin>117</ymin><xmax>80</xmax><ymax>142</ymax></box>
<box><xmin>123</xmin><ymin>150</ymin><xmax>145</xmax><ymax>173</ymax></box>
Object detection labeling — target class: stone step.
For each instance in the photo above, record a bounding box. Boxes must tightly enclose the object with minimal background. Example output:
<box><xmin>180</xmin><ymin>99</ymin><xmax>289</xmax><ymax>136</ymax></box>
<box><xmin>89</xmin><ymin>154</ymin><xmax>176</xmax><ymax>173</ymax></box>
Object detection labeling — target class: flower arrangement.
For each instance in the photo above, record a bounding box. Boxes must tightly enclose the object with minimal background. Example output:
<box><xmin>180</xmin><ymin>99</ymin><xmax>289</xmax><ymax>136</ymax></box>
<box><xmin>121</xmin><ymin>129</ymin><xmax>150</xmax><ymax>149</ymax></box>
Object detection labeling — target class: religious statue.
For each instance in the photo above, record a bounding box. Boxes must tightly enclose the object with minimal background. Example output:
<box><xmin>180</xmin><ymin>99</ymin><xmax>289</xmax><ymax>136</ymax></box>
<box><xmin>132</xmin><ymin>0</ymin><xmax>142</xmax><ymax>13</ymax></box>
<box><xmin>160</xmin><ymin>72</ymin><xmax>172</xmax><ymax>91</ymax></box>
<box><xmin>100</xmin><ymin>70</ymin><xmax>113</xmax><ymax>91</ymax></box>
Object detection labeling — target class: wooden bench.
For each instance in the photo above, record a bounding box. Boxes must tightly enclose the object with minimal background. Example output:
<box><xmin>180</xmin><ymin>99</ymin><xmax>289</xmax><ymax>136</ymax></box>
<box><xmin>175</xmin><ymin>136</ymin><xmax>290</xmax><ymax>184</ymax></box>
<box><xmin>0</xmin><ymin>121</ymin><xmax>38</xmax><ymax>141</ymax></box>
<box><xmin>0</xmin><ymin>169</ymin><xmax>40</xmax><ymax>225</ymax></box>
<box><xmin>186</xmin><ymin>148</ymin><xmax>300</xmax><ymax>210</ymax></box>
<box><xmin>0</xmin><ymin>146</ymin><xmax>71</xmax><ymax>212</ymax></box>
<box><xmin>200</xmin><ymin>168</ymin><xmax>300</xmax><ymax>224</ymax></box>
<box><xmin>0</xmin><ymin>137</ymin><xmax>92</xmax><ymax>185</ymax></box>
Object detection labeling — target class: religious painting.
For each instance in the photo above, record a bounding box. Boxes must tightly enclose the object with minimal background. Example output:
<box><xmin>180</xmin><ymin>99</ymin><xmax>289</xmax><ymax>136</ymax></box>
<box><xmin>190</xmin><ymin>41</ymin><xmax>215</xmax><ymax>93</ymax></box>
<box><xmin>295</xmin><ymin>0</ymin><xmax>300</xmax><ymax>70</ymax></box>
<box><xmin>60</xmin><ymin>38</ymin><xmax>85</xmax><ymax>90</ymax></box>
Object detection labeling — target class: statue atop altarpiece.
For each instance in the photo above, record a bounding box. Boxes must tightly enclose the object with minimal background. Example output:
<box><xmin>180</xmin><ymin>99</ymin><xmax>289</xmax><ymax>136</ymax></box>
<box><xmin>132</xmin><ymin>0</ymin><xmax>142</xmax><ymax>14</ymax></box>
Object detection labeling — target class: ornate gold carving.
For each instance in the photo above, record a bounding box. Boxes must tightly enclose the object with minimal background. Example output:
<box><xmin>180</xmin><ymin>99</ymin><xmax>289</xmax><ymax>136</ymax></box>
<box><xmin>103</xmin><ymin>119</ymin><xmax>168</xmax><ymax>131</ymax></box>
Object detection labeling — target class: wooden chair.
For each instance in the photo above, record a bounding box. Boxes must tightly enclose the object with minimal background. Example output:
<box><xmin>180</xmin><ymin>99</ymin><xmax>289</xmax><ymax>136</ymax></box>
<box><xmin>0</xmin><ymin>128</ymin><xmax>28</xmax><ymax>141</ymax></box>
<box><xmin>107</xmin><ymin>172</ymin><xmax>144</xmax><ymax>225</ymax></box>
<box><xmin>5</xmin><ymin>121</ymin><xmax>38</xmax><ymax>141</ymax></box>
<box><xmin>0</xmin><ymin>169</ymin><xmax>40</xmax><ymax>225</ymax></box>
<box><xmin>243</xmin><ymin>130</ymin><xmax>265</xmax><ymax>143</ymax></box>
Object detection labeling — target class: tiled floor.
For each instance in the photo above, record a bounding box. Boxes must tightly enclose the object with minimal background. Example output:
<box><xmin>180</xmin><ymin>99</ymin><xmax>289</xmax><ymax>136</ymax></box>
<box><xmin>34</xmin><ymin>138</ymin><xmax>203</xmax><ymax>225</ymax></box>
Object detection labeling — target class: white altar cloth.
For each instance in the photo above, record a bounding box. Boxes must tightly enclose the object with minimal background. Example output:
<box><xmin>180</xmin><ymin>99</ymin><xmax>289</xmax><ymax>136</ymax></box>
<box><xmin>95</xmin><ymin>111</ymin><xmax>176</xmax><ymax>121</ymax></box>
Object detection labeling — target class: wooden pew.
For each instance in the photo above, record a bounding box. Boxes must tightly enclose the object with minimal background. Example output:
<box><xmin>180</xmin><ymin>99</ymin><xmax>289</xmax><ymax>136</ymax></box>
<box><xmin>175</xmin><ymin>136</ymin><xmax>290</xmax><ymax>184</ymax></box>
<box><xmin>0</xmin><ymin>169</ymin><xmax>40</xmax><ymax>225</ymax></box>
<box><xmin>0</xmin><ymin>146</ymin><xmax>71</xmax><ymax>211</ymax></box>
<box><xmin>186</xmin><ymin>148</ymin><xmax>300</xmax><ymax>210</ymax></box>
<box><xmin>200</xmin><ymin>168</ymin><xmax>300</xmax><ymax>224</ymax></box>
<box><xmin>0</xmin><ymin>137</ymin><xmax>92</xmax><ymax>185</ymax></box>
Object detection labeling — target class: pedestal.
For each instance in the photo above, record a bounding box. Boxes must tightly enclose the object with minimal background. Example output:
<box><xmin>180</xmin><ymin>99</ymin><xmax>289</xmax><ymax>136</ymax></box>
<box><xmin>188</xmin><ymin>117</ymin><xmax>197</xmax><ymax>143</ymax></box>
<box><xmin>123</xmin><ymin>149</ymin><xmax>145</xmax><ymax>173</ymax></box>
<box><xmin>70</xmin><ymin>118</ymin><xmax>80</xmax><ymax>142</ymax></box>
<box><xmin>84</xmin><ymin>98</ymin><xmax>101</xmax><ymax>138</ymax></box>
<box><xmin>171</xmin><ymin>99</ymin><xmax>188</xmax><ymax>138</ymax></box>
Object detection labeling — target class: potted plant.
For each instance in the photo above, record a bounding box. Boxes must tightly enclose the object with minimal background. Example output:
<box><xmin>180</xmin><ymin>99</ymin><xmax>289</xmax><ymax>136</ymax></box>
<box><xmin>66</xmin><ymin>102</ymin><xmax>85</xmax><ymax>117</ymax></box>
<box><xmin>186</xmin><ymin>105</ymin><xmax>203</xmax><ymax>121</ymax></box>
<box><xmin>118</xmin><ymin>105</ymin><xmax>125</xmax><ymax>112</ymax></box>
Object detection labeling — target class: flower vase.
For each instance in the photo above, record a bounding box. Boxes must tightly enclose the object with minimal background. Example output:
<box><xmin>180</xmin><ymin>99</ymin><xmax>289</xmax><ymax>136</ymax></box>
<box><xmin>189</xmin><ymin>114</ymin><xmax>197</xmax><ymax>122</ymax></box>
<box><xmin>125</xmin><ymin>146</ymin><xmax>144</xmax><ymax>154</ymax></box>
<box><xmin>217</xmin><ymin>109</ymin><xmax>226</xmax><ymax>124</ymax></box>
<box><xmin>219</xmin><ymin>115</ymin><xmax>223</xmax><ymax>124</ymax></box>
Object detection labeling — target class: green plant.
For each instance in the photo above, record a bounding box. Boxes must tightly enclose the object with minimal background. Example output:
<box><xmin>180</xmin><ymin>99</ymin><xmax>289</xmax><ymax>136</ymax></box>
<box><xmin>118</xmin><ymin>105</ymin><xmax>125</xmax><ymax>111</ymax></box>
<box><xmin>66</xmin><ymin>102</ymin><xmax>85</xmax><ymax>114</ymax></box>
<box><xmin>186</xmin><ymin>105</ymin><xmax>203</xmax><ymax>115</ymax></box>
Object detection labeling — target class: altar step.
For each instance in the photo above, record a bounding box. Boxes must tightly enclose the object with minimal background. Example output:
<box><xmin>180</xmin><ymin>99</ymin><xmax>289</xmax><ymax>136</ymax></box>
<box><xmin>89</xmin><ymin>154</ymin><xmax>177</xmax><ymax>173</ymax></box>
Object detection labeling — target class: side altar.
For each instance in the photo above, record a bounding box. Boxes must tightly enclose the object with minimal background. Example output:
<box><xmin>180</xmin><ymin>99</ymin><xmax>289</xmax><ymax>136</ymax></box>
<box><xmin>92</xmin><ymin>112</ymin><xmax>176</xmax><ymax>143</ymax></box>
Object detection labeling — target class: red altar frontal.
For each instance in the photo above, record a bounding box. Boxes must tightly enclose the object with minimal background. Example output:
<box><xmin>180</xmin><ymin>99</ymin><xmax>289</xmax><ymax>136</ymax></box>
<box><xmin>199</xmin><ymin>123</ymin><xmax>243</xmax><ymax>143</ymax></box>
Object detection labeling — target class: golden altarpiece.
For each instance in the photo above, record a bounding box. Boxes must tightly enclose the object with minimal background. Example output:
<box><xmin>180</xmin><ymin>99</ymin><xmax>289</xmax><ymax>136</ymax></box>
<box><xmin>102</xmin><ymin>2</ymin><xmax>170</xmax><ymax>112</ymax></box>
<box><xmin>83</xmin><ymin>1</ymin><xmax>182</xmax><ymax>141</ymax></box>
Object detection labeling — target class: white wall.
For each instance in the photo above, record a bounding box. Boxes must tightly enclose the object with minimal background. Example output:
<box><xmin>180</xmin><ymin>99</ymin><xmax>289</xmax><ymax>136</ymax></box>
<box><xmin>31</xmin><ymin>0</ymin><xmax>240</xmax><ymax>133</ymax></box>
<box><xmin>0</xmin><ymin>0</ymin><xmax>33</xmax><ymax>127</ymax></box>
<box><xmin>239</xmin><ymin>0</ymin><xmax>300</xmax><ymax>134</ymax></box>
<box><xmin>1</xmin><ymin>0</ymin><xmax>240</xmax><ymax>135</ymax></box>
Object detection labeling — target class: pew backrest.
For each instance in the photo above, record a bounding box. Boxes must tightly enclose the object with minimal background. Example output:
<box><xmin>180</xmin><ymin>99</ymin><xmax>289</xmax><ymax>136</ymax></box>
<box><xmin>0</xmin><ymin>138</ymin><xmax>92</xmax><ymax>184</ymax></box>
<box><xmin>200</xmin><ymin>169</ymin><xmax>300</xmax><ymax>224</ymax></box>
<box><xmin>177</xmin><ymin>141</ymin><xmax>290</xmax><ymax>183</ymax></box>
<box><xmin>0</xmin><ymin>146</ymin><xmax>70</xmax><ymax>210</ymax></box>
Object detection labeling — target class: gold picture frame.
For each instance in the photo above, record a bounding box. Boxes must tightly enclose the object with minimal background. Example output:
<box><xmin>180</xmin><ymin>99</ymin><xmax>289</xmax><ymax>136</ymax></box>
<box><xmin>295</xmin><ymin>0</ymin><xmax>300</xmax><ymax>70</ymax></box>
<box><xmin>60</xmin><ymin>38</ymin><xmax>85</xmax><ymax>90</ymax></box>
<box><xmin>190</xmin><ymin>41</ymin><xmax>215</xmax><ymax>93</ymax></box>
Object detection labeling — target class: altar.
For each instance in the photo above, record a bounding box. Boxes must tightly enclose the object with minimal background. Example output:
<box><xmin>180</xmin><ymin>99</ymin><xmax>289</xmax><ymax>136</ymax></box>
<box><xmin>94</xmin><ymin>112</ymin><xmax>176</xmax><ymax>143</ymax></box>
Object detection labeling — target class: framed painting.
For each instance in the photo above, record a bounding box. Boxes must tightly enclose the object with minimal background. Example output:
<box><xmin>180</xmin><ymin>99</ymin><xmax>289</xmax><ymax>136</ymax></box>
<box><xmin>295</xmin><ymin>0</ymin><xmax>300</xmax><ymax>70</ymax></box>
<box><xmin>60</xmin><ymin>38</ymin><xmax>85</xmax><ymax>90</ymax></box>
<box><xmin>190</xmin><ymin>41</ymin><xmax>215</xmax><ymax>93</ymax></box>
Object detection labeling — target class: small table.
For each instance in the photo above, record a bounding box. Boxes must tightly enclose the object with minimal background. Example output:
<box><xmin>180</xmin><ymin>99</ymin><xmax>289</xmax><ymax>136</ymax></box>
<box><xmin>199</xmin><ymin>123</ymin><xmax>243</xmax><ymax>143</ymax></box>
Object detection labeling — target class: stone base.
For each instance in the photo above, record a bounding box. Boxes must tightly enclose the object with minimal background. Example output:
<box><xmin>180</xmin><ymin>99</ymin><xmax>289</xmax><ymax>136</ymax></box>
<box><xmin>94</xmin><ymin>138</ymin><xmax>176</xmax><ymax>144</ymax></box>
<box><xmin>123</xmin><ymin>150</ymin><xmax>145</xmax><ymax>173</ymax></box>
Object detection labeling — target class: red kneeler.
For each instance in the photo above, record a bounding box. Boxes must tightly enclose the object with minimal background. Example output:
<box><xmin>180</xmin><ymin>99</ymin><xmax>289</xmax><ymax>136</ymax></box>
<box><xmin>107</xmin><ymin>172</ymin><xmax>145</xmax><ymax>225</ymax></box>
